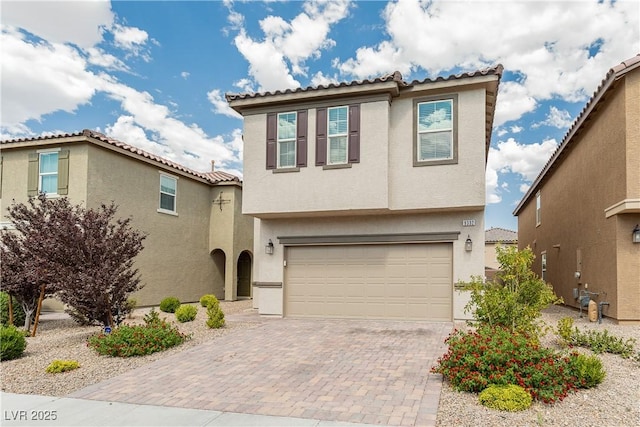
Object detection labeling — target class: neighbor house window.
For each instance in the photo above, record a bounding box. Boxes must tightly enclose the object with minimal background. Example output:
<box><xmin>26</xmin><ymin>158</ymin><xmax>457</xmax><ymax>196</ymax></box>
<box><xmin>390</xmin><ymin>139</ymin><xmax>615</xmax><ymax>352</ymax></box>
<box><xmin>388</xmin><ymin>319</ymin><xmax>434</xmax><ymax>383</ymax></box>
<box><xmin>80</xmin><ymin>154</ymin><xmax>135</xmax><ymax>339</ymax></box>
<box><xmin>541</xmin><ymin>252</ymin><xmax>547</xmax><ymax>280</ymax></box>
<box><xmin>158</xmin><ymin>174</ymin><xmax>177</xmax><ymax>214</ymax></box>
<box><xmin>536</xmin><ymin>191</ymin><xmax>541</xmax><ymax>226</ymax></box>
<box><xmin>39</xmin><ymin>152</ymin><xmax>59</xmax><ymax>195</ymax></box>
<box><xmin>328</xmin><ymin>106</ymin><xmax>348</xmax><ymax>165</ymax></box>
<box><xmin>265</xmin><ymin>110</ymin><xmax>308</xmax><ymax>170</ymax></box>
<box><xmin>414</xmin><ymin>96</ymin><xmax>457</xmax><ymax>166</ymax></box>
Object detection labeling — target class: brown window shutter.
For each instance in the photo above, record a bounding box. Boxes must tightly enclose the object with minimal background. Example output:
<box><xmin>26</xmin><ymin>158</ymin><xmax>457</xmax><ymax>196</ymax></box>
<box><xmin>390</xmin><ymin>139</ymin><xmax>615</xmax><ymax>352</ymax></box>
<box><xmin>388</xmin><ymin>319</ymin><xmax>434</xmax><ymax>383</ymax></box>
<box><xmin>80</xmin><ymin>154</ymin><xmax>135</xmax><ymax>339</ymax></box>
<box><xmin>296</xmin><ymin>110</ymin><xmax>307</xmax><ymax>167</ymax></box>
<box><xmin>315</xmin><ymin>107</ymin><xmax>327</xmax><ymax>166</ymax></box>
<box><xmin>348</xmin><ymin>104</ymin><xmax>360</xmax><ymax>163</ymax></box>
<box><xmin>266</xmin><ymin>113</ymin><xmax>277</xmax><ymax>169</ymax></box>
<box><xmin>27</xmin><ymin>152</ymin><xmax>39</xmax><ymax>197</ymax></box>
<box><xmin>57</xmin><ymin>149</ymin><xmax>69</xmax><ymax>195</ymax></box>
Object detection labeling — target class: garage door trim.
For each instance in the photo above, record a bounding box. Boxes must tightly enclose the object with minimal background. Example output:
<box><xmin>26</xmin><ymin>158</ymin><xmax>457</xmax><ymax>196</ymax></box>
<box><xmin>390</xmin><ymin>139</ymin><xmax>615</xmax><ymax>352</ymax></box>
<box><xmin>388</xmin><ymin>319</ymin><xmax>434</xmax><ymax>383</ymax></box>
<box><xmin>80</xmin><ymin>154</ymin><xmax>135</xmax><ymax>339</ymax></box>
<box><xmin>278</xmin><ymin>231</ymin><xmax>460</xmax><ymax>245</ymax></box>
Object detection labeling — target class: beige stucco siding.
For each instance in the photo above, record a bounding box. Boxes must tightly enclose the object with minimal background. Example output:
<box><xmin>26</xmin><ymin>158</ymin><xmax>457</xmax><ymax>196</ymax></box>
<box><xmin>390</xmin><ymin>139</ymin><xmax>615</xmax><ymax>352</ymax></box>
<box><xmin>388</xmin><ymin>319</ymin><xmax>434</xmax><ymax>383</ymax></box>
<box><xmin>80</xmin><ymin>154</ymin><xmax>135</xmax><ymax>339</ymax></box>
<box><xmin>242</xmin><ymin>100</ymin><xmax>391</xmax><ymax>216</ymax></box>
<box><xmin>518</xmin><ymin>78</ymin><xmax>640</xmax><ymax>322</ymax></box>
<box><xmin>389</xmin><ymin>88</ymin><xmax>487</xmax><ymax>210</ymax></box>
<box><xmin>625</xmin><ymin>72</ymin><xmax>640</xmax><ymax>198</ymax></box>
<box><xmin>84</xmin><ymin>145</ymin><xmax>216</xmax><ymax>306</ymax></box>
<box><xmin>1</xmin><ymin>144</ymin><xmax>90</xmax><ymax>222</ymax></box>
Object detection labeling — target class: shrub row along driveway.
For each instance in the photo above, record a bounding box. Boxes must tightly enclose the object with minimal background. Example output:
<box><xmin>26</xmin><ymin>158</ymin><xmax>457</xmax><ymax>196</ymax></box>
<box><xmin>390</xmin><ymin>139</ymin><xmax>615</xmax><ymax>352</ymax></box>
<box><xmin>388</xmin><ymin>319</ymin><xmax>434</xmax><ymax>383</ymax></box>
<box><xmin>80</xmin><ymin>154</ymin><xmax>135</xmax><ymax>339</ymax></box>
<box><xmin>70</xmin><ymin>314</ymin><xmax>452</xmax><ymax>426</ymax></box>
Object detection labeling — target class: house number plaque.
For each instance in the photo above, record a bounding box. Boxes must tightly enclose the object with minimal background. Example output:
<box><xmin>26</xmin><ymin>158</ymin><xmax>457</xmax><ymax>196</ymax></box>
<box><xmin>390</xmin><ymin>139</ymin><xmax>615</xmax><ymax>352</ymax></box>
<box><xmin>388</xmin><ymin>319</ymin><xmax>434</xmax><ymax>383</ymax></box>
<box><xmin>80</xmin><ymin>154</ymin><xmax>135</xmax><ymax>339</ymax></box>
<box><xmin>462</xmin><ymin>219</ymin><xmax>476</xmax><ymax>227</ymax></box>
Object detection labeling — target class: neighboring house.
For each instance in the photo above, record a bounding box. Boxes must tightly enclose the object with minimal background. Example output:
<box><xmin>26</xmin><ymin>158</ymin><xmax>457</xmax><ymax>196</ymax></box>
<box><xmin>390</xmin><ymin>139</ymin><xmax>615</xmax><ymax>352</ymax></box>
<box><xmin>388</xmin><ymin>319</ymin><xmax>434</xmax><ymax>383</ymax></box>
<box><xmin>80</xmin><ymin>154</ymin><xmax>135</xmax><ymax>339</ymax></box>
<box><xmin>0</xmin><ymin>130</ymin><xmax>253</xmax><ymax>308</ymax></box>
<box><xmin>226</xmin><ymin>66</ymin><xmax>503</xmax><ymax>321</ymax></box>
<box><xmin>484</xmin><ymin>227</ymin><xmax>518</xmax><ymax>280</ymax></box>
<box><xmin>514</xmin><ymin>55</ymin><xmax>640</xmax><ymax>324</ymax></box>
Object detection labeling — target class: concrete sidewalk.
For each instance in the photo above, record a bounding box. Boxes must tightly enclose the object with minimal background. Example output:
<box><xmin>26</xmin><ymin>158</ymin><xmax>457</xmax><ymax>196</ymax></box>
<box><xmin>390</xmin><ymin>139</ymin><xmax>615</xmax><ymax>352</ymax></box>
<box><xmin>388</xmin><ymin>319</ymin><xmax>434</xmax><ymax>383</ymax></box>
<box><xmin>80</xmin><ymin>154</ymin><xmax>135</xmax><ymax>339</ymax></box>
<box><xmin>0</xmin><ymin>392</ymin><xmax>377</xmax><ymax>427</ymax></box>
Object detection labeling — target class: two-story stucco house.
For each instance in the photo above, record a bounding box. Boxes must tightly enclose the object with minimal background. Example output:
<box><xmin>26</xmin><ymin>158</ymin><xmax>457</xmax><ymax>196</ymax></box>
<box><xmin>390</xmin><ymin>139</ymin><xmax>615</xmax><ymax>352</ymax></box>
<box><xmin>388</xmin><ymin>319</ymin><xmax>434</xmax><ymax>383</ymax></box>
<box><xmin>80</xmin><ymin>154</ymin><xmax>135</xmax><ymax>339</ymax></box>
<box><xmin>0</xmin><ymin>130</ymin><xmax>253</xmax><ymax>308</ymax></box>
<box><xmin>226</xmin><ymin>66</ymin><xmax>503</xmax><ymax>321</ymax></box>
<box><xmin>514</xmin><ymin>55</ymin><xmax>640</xmax><ymax>324</ymax></box>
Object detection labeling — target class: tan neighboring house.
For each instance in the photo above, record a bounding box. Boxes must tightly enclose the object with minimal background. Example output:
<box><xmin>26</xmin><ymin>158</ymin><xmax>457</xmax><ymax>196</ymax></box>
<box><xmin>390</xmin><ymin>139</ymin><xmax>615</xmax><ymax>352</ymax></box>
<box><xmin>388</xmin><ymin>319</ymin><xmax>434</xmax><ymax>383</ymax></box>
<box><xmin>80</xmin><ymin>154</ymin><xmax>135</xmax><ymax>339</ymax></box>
<box><xmin>514</xmin><ymin>55</ymin><xmax>640</xmax><ymax>324</ymax></box>
<box><xmin>0</xmin><ymin>130</ymin><xmax>253</xmax><ymax>308</ymax></box>
<box><xmin>226</xmin><ymin>66</ymin><xmax>503</xmax><ymax>321</ymax></box>
<box><xmin>484</xmin><ymin>227</ymin><xmax>518</xmax><ymax>280</ymax></box>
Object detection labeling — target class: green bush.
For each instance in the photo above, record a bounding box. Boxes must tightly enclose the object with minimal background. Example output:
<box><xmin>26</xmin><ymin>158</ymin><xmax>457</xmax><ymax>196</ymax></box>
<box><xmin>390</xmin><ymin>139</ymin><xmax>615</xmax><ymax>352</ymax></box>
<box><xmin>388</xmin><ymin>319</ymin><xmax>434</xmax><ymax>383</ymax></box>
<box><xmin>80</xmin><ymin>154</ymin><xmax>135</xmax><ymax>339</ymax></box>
<box><xmin>175</xmin><ymin>305</ymin><xmax>198</xmax><ymax>323</ymax></box>
<box><xmin>0</xmin><ymin>325</ymin><xmax>27</xmax><ymax>361</ymax></box>
<box><xmin>0</xmin><ymin>292</ymin><xmax>26</xmax><ymax>327</ymax></box>
<box><xmin>479</xmin><ymin>384</ymin><xmax>532</xmax><ymax>411</ymax></box>
<box><xmin>461</xmin><ymin>246</ymin><xmax>562</xmax><ymax>336</ymax></box>
<box><xmin>159</xmin><ymin>297</ymin><xmax>181</xmax><ymax>313</ymax></box>
<box><xmin>143</xmin><ymin>308</ymin><xmax>161</xmax><ymax>326</ymax></box>
<box><xmin>556</xmin><ymin>317</ymin><xmax>636</xmax><ymax>358</ymax></box>
<box><xmin>432</xmin><ymin>325</ymin><xmax>585</xmax><ymax>403</ymax></box>
<box><xmin>206</xmin><ymin>302</ymin><xmax>225</xmax><ymax>329</ymax></box>
<box><xmin>199</xmin><ymin>294</ymin><xmax>219</xmax><ymax>308</ymax></box>
<box><xmin>124</xmin><ymin>298</ymin><xmax>138</xmax><ymax>318</ymax></box>
<box><xmin>567</xmin><ymin>354</ymin><xmax>605</xmax><ymax>388</ymax></box>
<box><xmin>46</xmin><ymin>359</ymin><xmax>80</xmax><ymax>373</ymax></box>
<box><xmin>87</xmin><ymin>319</ymin><xmax>190</xmax><ymax>357</ymax></box>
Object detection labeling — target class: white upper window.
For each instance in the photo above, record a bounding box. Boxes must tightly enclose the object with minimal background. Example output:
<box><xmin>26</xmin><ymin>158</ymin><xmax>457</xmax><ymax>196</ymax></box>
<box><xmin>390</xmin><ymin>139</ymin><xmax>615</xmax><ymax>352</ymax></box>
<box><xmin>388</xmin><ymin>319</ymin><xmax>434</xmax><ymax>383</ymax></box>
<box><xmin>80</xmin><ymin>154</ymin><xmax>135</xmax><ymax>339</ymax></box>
<box><xmin>328</xmin><ymin>106</ymin><xmax>348</xmax><ymax>165</ymax></box>
<box><xmin>277</xmin><ymin>112</ymin><xmax>297</xmax><ymax>168</ymax></box>
<box><xmin>536</xmin><ymin>191</ymin><xmax>541</xmax><ymax>226</ymax></box>
<box><xmin>159</xmin><ymin>174</ymin><xmax>177</xmax><ymax>214</ymax></box>
<box><xmin>39</xmin><ymin>152</ymin><xmax>58</xmax><ymax>195</ymax></box>
<box><xmin>417</xmin><ymin>99</ymin><xmax>453</xmax><ymax>161</ymax></box>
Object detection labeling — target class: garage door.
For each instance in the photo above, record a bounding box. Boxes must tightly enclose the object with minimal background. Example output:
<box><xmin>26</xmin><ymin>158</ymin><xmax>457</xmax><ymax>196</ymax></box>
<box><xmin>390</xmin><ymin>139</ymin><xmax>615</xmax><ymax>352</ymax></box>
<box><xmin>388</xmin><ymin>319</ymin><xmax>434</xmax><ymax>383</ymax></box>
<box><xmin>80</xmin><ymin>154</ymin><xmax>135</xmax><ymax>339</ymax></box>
<box><xmin>284</xmin><ymin>243</ymin><xmax>452</xmax><ymax>321</ymax></box>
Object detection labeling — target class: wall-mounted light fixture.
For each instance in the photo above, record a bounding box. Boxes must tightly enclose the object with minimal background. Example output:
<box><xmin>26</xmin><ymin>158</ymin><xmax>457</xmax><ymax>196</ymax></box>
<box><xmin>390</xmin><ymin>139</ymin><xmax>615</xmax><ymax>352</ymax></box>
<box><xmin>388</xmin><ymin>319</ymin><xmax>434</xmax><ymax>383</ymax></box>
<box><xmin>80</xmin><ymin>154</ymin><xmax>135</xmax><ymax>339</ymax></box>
<box><xmin>633</xmin><ymin>224</ymin><xmax>640</xmax><ymax>244</ymax></box>
<box><xmin>265</xmin><ymin>239</ymin><xmax>274</xmax><ymax>254</ymax></box>
<box><xmin>465</xmin><ymin>235</ymin><xmax>473</xmax><ymax>252</ymax></box>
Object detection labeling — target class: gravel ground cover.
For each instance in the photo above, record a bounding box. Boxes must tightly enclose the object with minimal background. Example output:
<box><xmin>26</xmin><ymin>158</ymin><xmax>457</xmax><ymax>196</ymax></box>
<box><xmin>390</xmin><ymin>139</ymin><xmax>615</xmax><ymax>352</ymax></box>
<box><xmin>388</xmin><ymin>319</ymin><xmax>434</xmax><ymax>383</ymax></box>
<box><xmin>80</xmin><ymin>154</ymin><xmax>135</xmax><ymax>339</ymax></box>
<box><xmin>2</xmin><ymin>301</ymin><xmax>638</xmax><ymax>427</ymax></box>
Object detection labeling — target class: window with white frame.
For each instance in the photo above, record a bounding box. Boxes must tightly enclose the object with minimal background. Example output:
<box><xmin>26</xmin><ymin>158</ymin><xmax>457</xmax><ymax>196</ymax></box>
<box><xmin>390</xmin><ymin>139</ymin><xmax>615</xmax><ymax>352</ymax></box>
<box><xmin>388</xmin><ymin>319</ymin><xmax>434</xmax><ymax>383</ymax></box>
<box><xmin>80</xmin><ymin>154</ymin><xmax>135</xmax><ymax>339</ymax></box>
<box><xmin>541</xmin><ymin>252</ymin><xmax>547</xmax><ymax>280</ymax></box>
<box><xmin>159</xmin><ymin>174</ymin><xmax>177</xmax><ymax>213</ymax></box>
<box><xmin>536</xmin><ymin>191</ymin><xmax>541</xmax><ymax>226</ymax></box>
<box><xmin>328</xmin><ymin>106</ymin><xmax>348</xmax><ymax>165</ymax></box>
<box><xmin>277</xmin><ymin>112</ymin><xmax>297</xmax><ymax>168</ymax></box>
<box><xmin>39</xmin><ymin>152</ymin><xmax>59</xmax><ymax>194</ymax></box>
<box><xmin>416</xmin><ymin>98</ymin><xmax>455</xmax><ymax>163</ymax></box>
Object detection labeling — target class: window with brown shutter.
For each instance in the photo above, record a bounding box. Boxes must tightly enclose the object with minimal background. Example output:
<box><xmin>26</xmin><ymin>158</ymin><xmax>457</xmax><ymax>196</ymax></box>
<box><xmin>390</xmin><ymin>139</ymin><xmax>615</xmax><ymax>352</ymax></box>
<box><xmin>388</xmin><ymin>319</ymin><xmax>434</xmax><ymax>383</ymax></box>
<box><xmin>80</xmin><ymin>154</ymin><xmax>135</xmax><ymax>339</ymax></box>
<box><xmin>316</xmin><ymin>104</ymin><xmax>360</xmax><ymax>166</ymax></box>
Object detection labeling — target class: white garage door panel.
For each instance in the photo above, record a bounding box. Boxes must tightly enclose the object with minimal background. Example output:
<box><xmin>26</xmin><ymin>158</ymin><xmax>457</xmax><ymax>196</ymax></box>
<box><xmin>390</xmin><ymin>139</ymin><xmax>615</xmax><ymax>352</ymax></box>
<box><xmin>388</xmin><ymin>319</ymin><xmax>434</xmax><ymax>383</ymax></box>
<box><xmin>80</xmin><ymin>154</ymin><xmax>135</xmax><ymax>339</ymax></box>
<box><xmin>285</xmin><ymin>243</ymin><xmax>453</xmax><ymax>321</ymax></box>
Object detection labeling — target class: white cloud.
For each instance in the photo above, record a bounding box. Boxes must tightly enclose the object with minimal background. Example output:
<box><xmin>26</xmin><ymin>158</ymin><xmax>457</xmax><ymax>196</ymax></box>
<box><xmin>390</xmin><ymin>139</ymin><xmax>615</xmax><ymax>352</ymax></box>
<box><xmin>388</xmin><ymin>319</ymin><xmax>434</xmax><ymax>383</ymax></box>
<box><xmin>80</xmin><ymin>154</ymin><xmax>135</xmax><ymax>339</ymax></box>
<box><xmin>181</xmin><ymin>71</ymin><xmax>190</xmax><ymax>79</ymax></box>
<box><xmin>520</xmin><ymin>183</ymin><xmax>531</xmax><ymax>193</ymax></box>
<box><xmin>86</xmin><ymin>47</ymin><xmax>129</xmax><ymax>71</ymax></box>
<box><xmin>111</xmin><ymin>23</ymin><xmax>151</xmax><ymax>60</ymax></box>
<box><xmin>511</xmin><ymin>125</ymin><xmax>523</xmax><ymax>134</ymax></box>
<box><xmin>207</xmin><ymin>89</ymin><xmax>242</xmax><ymax>119</ymax></box>
<box><xmin>233</xmin><ymin>78</ymin><xmax>254</xmax><ymax>93</ymax></box>
<box><xmin>486</xmin><ymin>137</ymin><xmax>558</xmax><ymax>204</ymax></box>
<box><xmin>227</xmin><ymin>0</ymin><xmax>353</xmax><ymax>92</ymax></box>
<box><xmin>338</xmin><ymin>0</ymin><xmax>639</xmax><ymax>125</ymax></box>
<box><xmin>0</xmin><ymin>0</ymin><xmax>114</xmax><ymax>48</ymax></box>
<box><xmin>532</xmin><ymin>106</ymin><xmax>573</xmax><ymax>129</ymax></box>
<box><xmin>310</xmin><ymin>70</ymin><xmax>338</xmax><ymax>87</ymax></box>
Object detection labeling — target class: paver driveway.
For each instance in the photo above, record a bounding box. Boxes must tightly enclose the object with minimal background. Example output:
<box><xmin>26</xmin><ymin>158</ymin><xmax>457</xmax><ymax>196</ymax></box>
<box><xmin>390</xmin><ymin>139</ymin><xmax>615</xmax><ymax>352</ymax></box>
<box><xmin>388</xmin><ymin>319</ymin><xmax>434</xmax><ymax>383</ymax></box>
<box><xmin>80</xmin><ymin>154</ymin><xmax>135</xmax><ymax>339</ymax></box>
<box><xmin>70</xmin><ymin>313</ymin><xmax>453</xmax><ymax>426</ymax></box>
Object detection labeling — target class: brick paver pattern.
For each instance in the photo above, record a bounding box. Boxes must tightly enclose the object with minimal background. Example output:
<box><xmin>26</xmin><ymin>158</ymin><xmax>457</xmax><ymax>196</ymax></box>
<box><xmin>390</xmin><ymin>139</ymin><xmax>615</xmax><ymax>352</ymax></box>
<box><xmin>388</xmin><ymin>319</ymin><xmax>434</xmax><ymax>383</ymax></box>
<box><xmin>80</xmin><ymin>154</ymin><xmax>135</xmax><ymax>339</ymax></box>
<box><xmin>70</xmin><ymin>315</ymin><xmax>452</xmax><ymax>426</ymax></box>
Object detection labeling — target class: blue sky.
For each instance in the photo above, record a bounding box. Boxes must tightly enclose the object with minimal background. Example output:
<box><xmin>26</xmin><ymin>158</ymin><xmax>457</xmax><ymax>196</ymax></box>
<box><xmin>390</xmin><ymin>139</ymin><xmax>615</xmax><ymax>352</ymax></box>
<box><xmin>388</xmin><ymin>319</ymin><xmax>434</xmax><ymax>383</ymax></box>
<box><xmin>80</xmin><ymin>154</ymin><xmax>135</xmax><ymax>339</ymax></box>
<box><xmin>1</xmin><ymin>0</ymin><xmax>638</xmax><ymax>231</ymax></box>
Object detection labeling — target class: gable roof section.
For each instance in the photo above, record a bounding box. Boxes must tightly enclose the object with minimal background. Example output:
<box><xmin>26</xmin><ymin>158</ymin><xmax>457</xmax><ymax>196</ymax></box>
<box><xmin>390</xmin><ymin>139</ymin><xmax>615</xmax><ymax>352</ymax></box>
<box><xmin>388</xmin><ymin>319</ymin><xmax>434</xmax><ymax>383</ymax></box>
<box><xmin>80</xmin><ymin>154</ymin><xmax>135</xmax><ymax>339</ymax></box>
<box><xmin>513</xmin><ymin>54</ymin><xmax>640</xmax><ymax>216</ymax></box>
<box><xmin>485</xmin><ymin>227</ymin><xmax>518</xmax><ymax>243</ymax></box>
<box><xmin>0</xmin><ymin>129</ymin><xmax>240</xmax><ymax>186</ymax></box>
<box><xmin>226</xmin><ymin>65</ymin><xmax>503</xmax><ymax>153</ymax></box>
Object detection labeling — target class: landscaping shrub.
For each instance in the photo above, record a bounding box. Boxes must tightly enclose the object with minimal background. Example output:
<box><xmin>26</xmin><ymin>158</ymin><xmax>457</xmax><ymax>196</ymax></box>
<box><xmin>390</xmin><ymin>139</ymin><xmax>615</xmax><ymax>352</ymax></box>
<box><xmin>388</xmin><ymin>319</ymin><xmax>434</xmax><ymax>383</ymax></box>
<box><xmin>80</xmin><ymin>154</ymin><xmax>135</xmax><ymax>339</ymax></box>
<box><xmin>46</xmin><ymin>360</ymin><xmax>80</xmax><ymax>373</ymax></box>
<box><xmin>478</xmin><ymin>384</ymin><xmax>532</xmax><ymax>411</ymax></box>
<box><xmin>431</xmin><ymin>325</ymin><xmax>584</xmax><ymax>403</ymax></box>
<box><xmin>159</xmin><ymin>297</ymin><xmax>181</xmax><ymax>313</ymax></box>
<box><xmin>175</xmin><ymin>305</ymin><xmax>198</xmax><ymax>323</ymax></box>
<box><xmin>124</xmin><ymin>298</ymin><xmax>138</xmax><ymax>318</ymax></box>
<box><xmin>557</xmin><ymin>317</ymin><xmax>636</xmax><ymax>358</ymax></box>
<box><xmin>143</xmin><ymin>308</ymin><xmax>161</xmax><ymax>326</ymax></box>
<box><xmin>461</xmin><ymin>246</ymin><xmax>562</xmax><ymax>336</ymax></box>
<box><xmin>0</xmin><ymin>292</ymin><xmax>26</xmax><ymax>327</ymax></box>
<box><xmin>0</xmin><ymin>325</ymin><xmax>27</xmax><ymax>361</ymax></box>
<box><xmin>87</xmin><ymin>318</ymin><xmax>189</xmax><ymax>357</ymax></box>
<box><xmin>567</xmin><ymin>354</ymin><xmax>605</xmax><ymax>388</ymax></box>
<box><xmin>206</xmin><ymin>302</ymin><xmax>225</xmax><ymax>329</ymax></box>
<box><xmin>199</xmin><ymin>294</ymin><xmax>219</xmax><ymax>308</ymax></box>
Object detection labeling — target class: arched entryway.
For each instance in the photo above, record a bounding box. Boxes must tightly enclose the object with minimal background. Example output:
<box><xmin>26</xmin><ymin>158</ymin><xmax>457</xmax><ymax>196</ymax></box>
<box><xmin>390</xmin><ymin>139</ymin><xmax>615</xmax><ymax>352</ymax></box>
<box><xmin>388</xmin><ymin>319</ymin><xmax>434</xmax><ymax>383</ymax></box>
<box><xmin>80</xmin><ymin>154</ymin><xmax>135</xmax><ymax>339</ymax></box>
<box><xmin>210</xmin><ymin>249</ymin><xmax>226</xmax><ymax>299</ymax></box>
<box><xmin>237</xmin><ymin>251</ymin><xmax>252</xmax><ymax>298</ymax></box>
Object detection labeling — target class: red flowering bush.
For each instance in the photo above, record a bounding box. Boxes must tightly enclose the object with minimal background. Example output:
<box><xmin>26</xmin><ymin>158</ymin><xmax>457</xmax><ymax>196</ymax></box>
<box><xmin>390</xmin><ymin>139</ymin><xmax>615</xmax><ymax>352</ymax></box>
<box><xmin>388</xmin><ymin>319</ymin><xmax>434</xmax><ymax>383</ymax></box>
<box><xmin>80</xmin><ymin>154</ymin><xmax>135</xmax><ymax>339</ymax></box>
<box><xmin>431</xmin><ymin>326</ymin><xmax>587</xmax><ymax>404</ymax></box>
<box><xmin>87</xmin><ymin>317</ymin><xmax>189</xmax><ymax>357</ymax></box>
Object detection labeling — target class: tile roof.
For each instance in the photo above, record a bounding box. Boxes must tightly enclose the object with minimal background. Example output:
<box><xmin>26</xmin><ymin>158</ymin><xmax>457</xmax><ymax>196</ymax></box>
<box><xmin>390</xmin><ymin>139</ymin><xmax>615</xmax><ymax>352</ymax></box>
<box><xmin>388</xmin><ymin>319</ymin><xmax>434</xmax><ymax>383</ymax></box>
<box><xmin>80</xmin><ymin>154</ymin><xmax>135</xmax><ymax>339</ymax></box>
<box><xmin>225</xmin><ymin>65</ymin><xmax>503</xmax><ymax>102</ymax></box>
<box><xmin>0</xmin><ymin>129</ymin><xmax>240</xmax><ymax>185</ymax></box>
<box><xmin>513</xmin><ymin>54</ymin><xmax>640</xmax><ymax>215</ymax></box>
<box><xmin>485</xmin><ymin>227</ymin><xmax>518</xmax><ymax>243</ymax></box>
